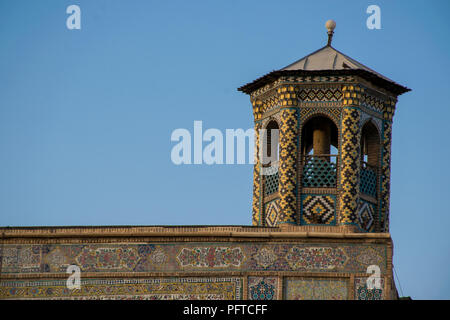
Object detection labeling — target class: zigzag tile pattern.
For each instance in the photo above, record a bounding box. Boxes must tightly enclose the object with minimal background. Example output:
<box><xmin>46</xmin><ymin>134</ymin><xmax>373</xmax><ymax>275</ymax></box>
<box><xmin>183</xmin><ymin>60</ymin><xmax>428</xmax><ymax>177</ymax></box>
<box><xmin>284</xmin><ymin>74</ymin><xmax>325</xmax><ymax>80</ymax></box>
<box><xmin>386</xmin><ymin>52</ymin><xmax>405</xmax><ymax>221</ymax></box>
<box><xmin>278</xmin><ymin>108</ymin><xmax>299</xmax><ymax>224</ymax></box>
<box><xmin>339</xmin><ymin>107</ymin><xmax>361</xmax><ymax>224</ymax></box>
<box><xmin>380</xmin><ymin>121</ymin><xmax>392</xmax><ymax>232</ymax></box>
<box><xmin>252</xmin><ymin>121</ymin><xmax>262</xmax><ymax>225</ymax></box>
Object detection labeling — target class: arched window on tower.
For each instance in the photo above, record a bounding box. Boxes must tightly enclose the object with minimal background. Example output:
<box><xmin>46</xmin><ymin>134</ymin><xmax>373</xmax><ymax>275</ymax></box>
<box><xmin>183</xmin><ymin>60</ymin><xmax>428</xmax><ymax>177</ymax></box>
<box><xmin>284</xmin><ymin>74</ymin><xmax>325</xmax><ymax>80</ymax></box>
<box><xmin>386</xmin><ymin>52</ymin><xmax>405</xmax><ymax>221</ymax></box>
<box><xmin>360</xmin><ymin>121</ymin><xmax>380</xmax><ymax>198</ymax></box>
<box><xmin>301</xmin><ymin>116</ymin><xmax>338</xmax><ymax>188</ymax></box>
<box><xmin>263</xmin><ymin>120</ymin><xmax>280</xmax><ymax>196</ymax></box>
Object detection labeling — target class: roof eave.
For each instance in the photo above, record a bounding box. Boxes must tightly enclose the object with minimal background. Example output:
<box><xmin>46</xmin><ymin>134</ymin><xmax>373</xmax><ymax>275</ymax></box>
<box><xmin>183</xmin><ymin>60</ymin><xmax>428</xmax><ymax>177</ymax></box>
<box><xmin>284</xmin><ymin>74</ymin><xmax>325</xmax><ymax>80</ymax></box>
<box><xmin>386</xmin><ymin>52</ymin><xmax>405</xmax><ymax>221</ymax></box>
<box><xmin>237</xmin><ymin>69</ymin><xmax>411</xmax><ymax>96</ymax></box>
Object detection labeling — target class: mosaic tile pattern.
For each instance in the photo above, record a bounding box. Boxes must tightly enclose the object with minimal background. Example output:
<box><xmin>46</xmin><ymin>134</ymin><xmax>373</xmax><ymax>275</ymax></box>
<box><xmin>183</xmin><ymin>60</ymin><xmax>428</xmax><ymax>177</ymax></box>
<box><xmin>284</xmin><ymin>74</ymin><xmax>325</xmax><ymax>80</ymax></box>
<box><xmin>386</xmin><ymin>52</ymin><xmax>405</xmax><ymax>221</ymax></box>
<box><xmin>76</xmin><ymin>247</ymin><xmax>140</xmax><ymax>271</ymax></box>
<box><xmin>264</xmin><ymin>172</ymin><xmax>279</xmax><ymax>196</ymax></box>
<box><xmin>300</xmin><ymin>195</ymin><xmax>336</xmax><ymax>225</ymax></box>
<box><xmin>355</xmin><ymin>247</ymin><xmax>385</xmax><ymax>268</ymax></box>
<box><xmin>284</xmin><ymin>278</ymin><xmax>348</xmax><ymax>300</ymax></box>
<box><xmin>300</xmin><ymin>107</ymin><xmax>341</xmax><ymax>130</ymax></box>
<box><xmin>264</xmin><ymin>199</ymin><xmax>281</xmax><ymax>227</ymax></box>
<box><xmin>278</xmin><ymin>107</ymin><xmax>299</xmax><ymax>224</ymax></box>
<box><xmin>0</xmin><ymin>277</ymin><xmax>243</xmax><ymax>300</ymax></box>
<box><xmin>339</xmin><ymin>104</ymin><xmax>361</xmax><ymax>224</ymax></box>
<box><xmin>1</xmin><ymin>243</ymin><xmax>387</xmax><ymax>274</ymax></box>
<box><xmin>248</xmin><ymin>277</ymin><xmax>278</xmax><ymax>300</ymax></box>
<box><xmin>278</xmin><ymin>75</ymin><xmax>355</xmax><ymax>86</ymax></box>
<box><xmin>246</xmin><ymin>75</ymin><xmax>357</xmax><ymax>99</ymax></box>
<box><xmin>247</xmin><ymin>244</ymin><xmax>385</xmax><ymax>273</ymax></box>
<box><xmin>252</xmin><ymin>121</ymin><xmax>262</xmax><ymax>225</ymax></box>
<box><xmin>261</xmin><ymin>96</ymin><xmax>280</xmax><ymax>114</ymax></box>
<box><xmin>360</xmin><ymin>165</ymin><xmax>377</xmax><ymax>198</ymax></box>
<box><xmin>302</xmin><ymin>157</ymin><xmax>337</xmax><ymax>188</ymax></box>
<box><xmin>176</xmin><ymin>247</ymin><xmax>244</xmax><ymax>268</ymax></box>
<box><xmin>354</xmin><ymin>277</ymin><xmax>385</xmax><ymax>300</ymax></box>
<box><xmin>358</xmin><ymin>200</ymin><xmax>375</xmax><ymax>232</ymax></box>
<box><xmin>285</xmin><ymin>246</ymin><xmax>347</xmax><ymax>270</ymax></box>
<box><xmin>297</xmin><ymin>88</ymin><xmax>342</xmax><ymax>102</ymax></box>
<box><xmin>360</xmin><ymin>93</ymin><xmax>385</xmax><ymax>113</ymax></box>
<box><xmin>381</xmin><ymin>120</ymin><xmax>392</xmax><ymax>232</ymax></box>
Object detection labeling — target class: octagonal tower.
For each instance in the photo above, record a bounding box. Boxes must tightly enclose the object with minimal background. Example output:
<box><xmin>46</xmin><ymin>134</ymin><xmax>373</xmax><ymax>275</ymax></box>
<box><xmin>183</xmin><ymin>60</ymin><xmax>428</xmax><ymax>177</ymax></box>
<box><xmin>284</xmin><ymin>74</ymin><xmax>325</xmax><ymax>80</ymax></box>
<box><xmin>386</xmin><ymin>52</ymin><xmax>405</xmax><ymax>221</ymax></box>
<box><xmin>239</xmin><ymin>21</ymin><xmax>410</xmax><ymax>232</ymax></box>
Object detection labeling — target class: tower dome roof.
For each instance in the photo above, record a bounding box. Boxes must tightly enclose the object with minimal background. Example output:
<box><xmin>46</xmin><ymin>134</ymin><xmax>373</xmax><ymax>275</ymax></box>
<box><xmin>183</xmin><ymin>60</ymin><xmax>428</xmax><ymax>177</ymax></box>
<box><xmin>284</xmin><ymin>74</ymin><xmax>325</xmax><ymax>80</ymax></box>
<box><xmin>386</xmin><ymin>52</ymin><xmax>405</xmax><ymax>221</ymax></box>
<box><xmin>238</xmin><ymin>23</ymin><xmax>410</xmax><ymax>96</ymax></box>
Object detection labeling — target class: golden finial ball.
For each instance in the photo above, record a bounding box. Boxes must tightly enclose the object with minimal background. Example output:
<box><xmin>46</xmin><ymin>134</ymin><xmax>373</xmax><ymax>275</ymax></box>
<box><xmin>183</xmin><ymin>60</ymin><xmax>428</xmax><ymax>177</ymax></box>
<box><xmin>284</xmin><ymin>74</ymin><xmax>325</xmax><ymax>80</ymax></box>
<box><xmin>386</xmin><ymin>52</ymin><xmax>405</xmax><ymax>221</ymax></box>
<box><xmin>325</xmin><ymin>20</ymin><xmax>336</xmax><ymax>32</ymax></box>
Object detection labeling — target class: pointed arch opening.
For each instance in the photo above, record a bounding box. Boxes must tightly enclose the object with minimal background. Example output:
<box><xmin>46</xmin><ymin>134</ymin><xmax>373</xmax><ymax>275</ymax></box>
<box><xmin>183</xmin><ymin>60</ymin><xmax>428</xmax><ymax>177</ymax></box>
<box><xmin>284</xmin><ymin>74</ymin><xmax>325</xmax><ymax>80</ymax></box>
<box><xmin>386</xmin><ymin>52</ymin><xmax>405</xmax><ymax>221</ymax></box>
<box><xmin>262</xmin><ymin>120</ymin><xmax>280</xmax><ymax>196</ymax></box>
<box><xmin>360</xmin><ymin>120</ymin><xmax>380</xmax><ymax>198</ymax></box>
<box><xmin>301</xmin><ymin>116</ymin><xmax>338</xmax><ymax>188</ymax></box>
<box><xmin>361</xmin><ymin>120</ymin><xmax>380</xmax><ymax>167</ymax></box>
<box><xmin>264</xmin><ymin>120</ymin><xmax>280</xmax><ymax>166</ymax></box>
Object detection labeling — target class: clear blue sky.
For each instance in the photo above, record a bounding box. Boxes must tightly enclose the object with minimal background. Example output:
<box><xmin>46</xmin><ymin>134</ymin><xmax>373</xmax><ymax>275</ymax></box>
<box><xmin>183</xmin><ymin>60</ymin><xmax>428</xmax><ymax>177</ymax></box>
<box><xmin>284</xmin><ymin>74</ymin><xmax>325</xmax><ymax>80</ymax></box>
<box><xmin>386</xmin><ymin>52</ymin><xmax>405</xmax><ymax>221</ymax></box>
<box><xmin>1</xmin><ymin>0</ymin><xmax>449</xmax><ymax>299</ymax></box>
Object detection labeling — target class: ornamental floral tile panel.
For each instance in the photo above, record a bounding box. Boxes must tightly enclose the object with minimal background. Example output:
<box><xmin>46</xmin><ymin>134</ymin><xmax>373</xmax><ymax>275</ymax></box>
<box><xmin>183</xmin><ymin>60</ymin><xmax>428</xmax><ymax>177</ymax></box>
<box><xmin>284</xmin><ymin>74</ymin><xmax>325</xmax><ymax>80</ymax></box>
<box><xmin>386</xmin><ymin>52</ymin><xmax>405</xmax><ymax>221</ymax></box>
<box><xmin>0</xmin><ymin>277</ymin><xmax>243</xmax><ymax>300</ymax></box>
<box><xmin>285</xmin><ymin>246</ymin><xmax>347</xmax><ymax>270</ymax></box>
<box><xmin>246</xmin><ymin>244</ymin><xmax>386</xmax><ymax>273</ymax></box>
<box><xmin>76</xmin><ymin>247</ymin><xmax>140</xmax><ymax>271</ymax></box>
<box><xmin>284</xmin><ymin>278</ymin><xmax>348</xmax><ymax>300</ymax></box>
<box><xmin>1</xmin><ymin>242</ymin><xmax>387</xmax><ymax>274</ymax></box>
<box><xmin>247</xmin><ymin>277</ymin><xmax>278</xmax><ymax>300</ymax></box>
<box><xmin>176</xmin><ymin>247</ymin><xmax>245</xmax><ymax>268</ymax></box>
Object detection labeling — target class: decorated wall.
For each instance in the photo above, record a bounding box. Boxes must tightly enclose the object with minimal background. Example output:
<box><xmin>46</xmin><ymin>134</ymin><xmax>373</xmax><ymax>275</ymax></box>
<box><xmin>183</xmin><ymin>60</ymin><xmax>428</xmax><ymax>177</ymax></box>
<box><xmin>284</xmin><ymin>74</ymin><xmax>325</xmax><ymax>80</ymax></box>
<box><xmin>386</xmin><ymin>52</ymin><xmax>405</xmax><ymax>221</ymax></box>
<box><xmin>0</xmin><ymin>226</ymin><xmax>396</xmax><ymax>300</ymax></box>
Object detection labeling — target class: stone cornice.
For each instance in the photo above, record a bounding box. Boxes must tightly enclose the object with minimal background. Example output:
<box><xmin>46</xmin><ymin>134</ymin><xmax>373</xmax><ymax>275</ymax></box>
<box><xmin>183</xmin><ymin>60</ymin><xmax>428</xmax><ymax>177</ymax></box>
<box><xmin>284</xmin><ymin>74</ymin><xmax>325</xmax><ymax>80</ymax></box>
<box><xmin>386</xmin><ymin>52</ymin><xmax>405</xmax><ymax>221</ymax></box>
<box><xmin>0</xmin><ymin>225</ymin><xmax>391</xmax><ymax>241</ymax></box>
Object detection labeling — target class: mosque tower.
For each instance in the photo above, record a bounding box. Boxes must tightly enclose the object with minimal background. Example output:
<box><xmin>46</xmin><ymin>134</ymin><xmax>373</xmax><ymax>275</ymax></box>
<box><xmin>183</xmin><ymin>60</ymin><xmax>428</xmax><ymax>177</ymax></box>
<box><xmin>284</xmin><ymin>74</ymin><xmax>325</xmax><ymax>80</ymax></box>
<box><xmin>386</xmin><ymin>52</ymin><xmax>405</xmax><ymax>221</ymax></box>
<box><xmin>239</xmin><ymin>20</ymin><xmax>410</xmax><ymax>232</ymax></box>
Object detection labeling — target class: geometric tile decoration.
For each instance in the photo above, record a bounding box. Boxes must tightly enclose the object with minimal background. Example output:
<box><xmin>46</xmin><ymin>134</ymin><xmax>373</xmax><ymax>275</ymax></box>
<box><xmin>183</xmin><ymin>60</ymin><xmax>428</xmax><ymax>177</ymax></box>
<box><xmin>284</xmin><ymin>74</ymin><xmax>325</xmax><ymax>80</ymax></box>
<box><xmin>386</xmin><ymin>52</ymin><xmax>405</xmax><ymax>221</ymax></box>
<box><xmin>381</xmin><ymin>120</ymin><xmax>392</xmax><ymax>232</ymax></box>
<box><xmin>357</xmin><ymin>200</ymin><xmax>375</xmax><ymax>232</ymax></box>
<box><xmin>302</xmin><ymin>156</ymin><xmax>337</xmax><ymax>188</ymax></box>
<box><xmin>360</xmin><ymin>92</ymin><xmax>385</xmax><ymax>113</ymax></box>
<box><xmin>248</xmin><ymin>277</ymin><xmax>278</xmax><ymax>300</ymax></box>
<box><xmin>0</xmin><ymin>277</ymin><xmax>243</xmax><ymax>300</ymax></box>
<box><xmin>1</xmin><ymin>243</ymin><xmax>387</xmax><ymax>274</ymax></box>
<box><xmin>360</xmin><ymin>165</ymin><xmax>377</xmax><ymax>198</ymax></box>
<box><xmin>5</xmin><ymin>246</ymin><xmax>41</xmax><ymax>273</ymax></box>
<box><xmin>264</xmin><ymin>199</ymin><xmax>281</xmax><ymax>227</ymax></box>
<box><xmin>261</xmin><ymin>96</ymin><xmax>280</xmax><ymax>114</ymax></box>
<box><xmin>264</xmin><ymin>172</ymin><xmax>279</xmax><ymax>195</ymax></box>
<box><xmin>339</xmin><ymin>103</ymin><xmax>361</xmax><ymax>224</ymax></box>
<box><xmin>44</xmin><ymin>247</ymin><xmax>70</xmax><ymax>272</ymax></box>
<box><xmin>300</xmin><ymin>195</ymin><xmax>336</xmax><ymax>225</ymax></box>
<box><xmin>252</xmin><ymin>121</ymin><xmax>262</xmax><ymax>226</ymax></box>
<box><xmin>297</xmin><ymin>88</ymin><xmax>342</xmax><ymax>102</ymax></box>
<box><xmin>354</xmin><ymin>277</ymin><xmax>385</xmax><ymax>300</ymax></box>
<box><xmin>284</xmin><ymin>278</ymin><xmax>348</xmax><ymax>300</ymax></box>
<box><xmin>278</xmin><ymin>107</ymin><xmax>299</xmax><ymax>224</ymax></box>
<box><xmin>251</xmin><ymin>247</ymin><xmax>279</xmax><ymax>269</ymax></box>
<box><xmin>383</xmin><ymin>213</ymin><xmax>390</xmax><ymax>235</ymax></box>
<box><xmin>299</xmin><ymin>107</ymin><xmax>341</xmax><ymax>129</ymax></box>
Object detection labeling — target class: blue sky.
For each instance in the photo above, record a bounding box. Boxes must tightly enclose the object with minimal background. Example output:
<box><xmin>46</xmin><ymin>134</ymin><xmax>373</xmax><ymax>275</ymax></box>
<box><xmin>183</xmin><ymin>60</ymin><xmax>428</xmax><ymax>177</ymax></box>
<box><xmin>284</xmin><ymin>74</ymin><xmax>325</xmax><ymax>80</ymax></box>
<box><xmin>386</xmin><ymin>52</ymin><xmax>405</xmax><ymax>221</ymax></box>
<box><xmin>1</xmin><ymin>0</ymin><xmax>449</xmax><ymax>299</ymax></box>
